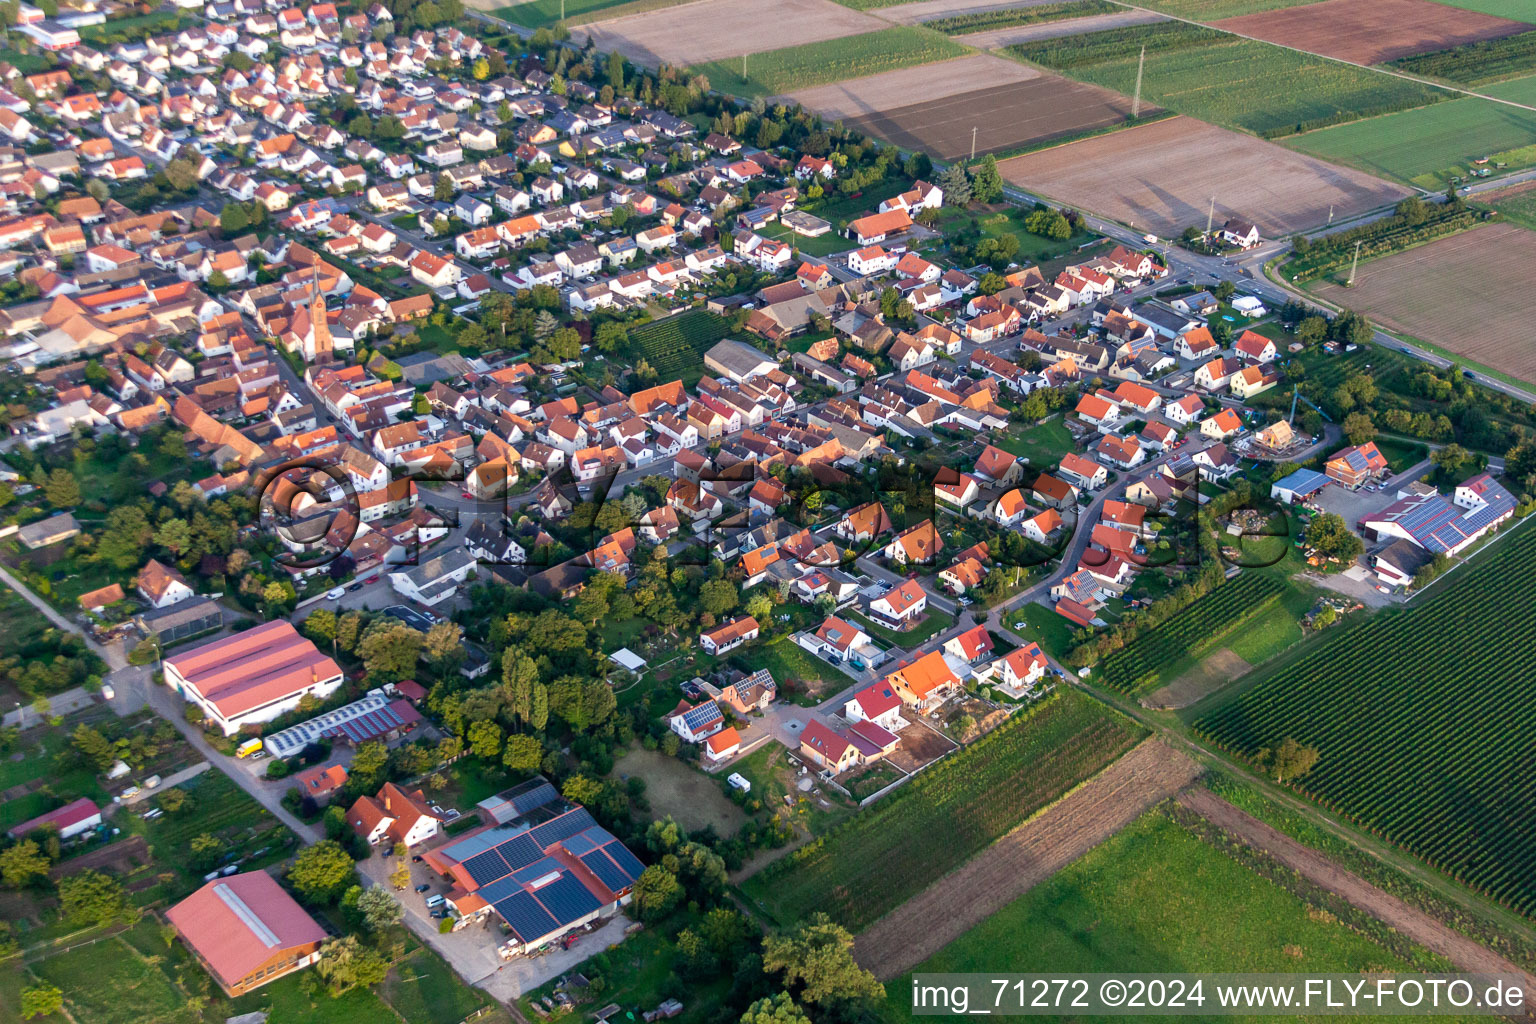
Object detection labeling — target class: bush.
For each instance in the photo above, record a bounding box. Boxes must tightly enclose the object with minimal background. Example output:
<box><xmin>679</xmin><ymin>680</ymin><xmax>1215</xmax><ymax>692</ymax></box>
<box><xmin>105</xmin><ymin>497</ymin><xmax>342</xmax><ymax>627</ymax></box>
<box><xmin>265</xmin><ymin>757</ymin><xmax>292</xmax><ymax>780</ymax></box>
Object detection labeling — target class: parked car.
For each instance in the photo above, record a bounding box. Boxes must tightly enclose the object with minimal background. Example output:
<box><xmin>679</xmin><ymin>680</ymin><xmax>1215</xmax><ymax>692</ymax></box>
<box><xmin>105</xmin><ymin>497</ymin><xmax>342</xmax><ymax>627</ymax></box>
<box><xmin>347</xmin><ymin>582</ymin><xmax>364</xmax><ymax>592</ymax></box>
<box><xmin>414</xmin><ymin>883</ymin><xmax>431</xmax><ymax>893</ymax></box>
<box><xmin>365</xmin><ymin>575</ymin><xmax>380</xmax><ymax>584</ymax></box>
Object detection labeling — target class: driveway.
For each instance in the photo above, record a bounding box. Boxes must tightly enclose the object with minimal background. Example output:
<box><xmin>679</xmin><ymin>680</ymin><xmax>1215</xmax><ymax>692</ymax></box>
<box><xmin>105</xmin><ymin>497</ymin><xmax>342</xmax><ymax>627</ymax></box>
<box><xmin>357</xmin><ymin>850</ymin><xmax>636</xmax><ymax>1002</ymax></box>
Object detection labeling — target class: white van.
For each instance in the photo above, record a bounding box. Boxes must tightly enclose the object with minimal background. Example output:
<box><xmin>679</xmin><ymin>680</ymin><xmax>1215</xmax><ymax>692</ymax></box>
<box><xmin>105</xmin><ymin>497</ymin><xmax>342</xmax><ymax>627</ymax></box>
<box><xmin>425</xmin><ymin>894</ymin><xmax>445</xmax><ymax>908</ymax></box>
<box><xmin>727</xmin><ymin>773</ymin><xmax>751</xmax><ymax>793</ymax></box>
<box><xmin>326</xmin><ymin>587</ymin><xmax>346</xmax><ymax>600</ymax></box>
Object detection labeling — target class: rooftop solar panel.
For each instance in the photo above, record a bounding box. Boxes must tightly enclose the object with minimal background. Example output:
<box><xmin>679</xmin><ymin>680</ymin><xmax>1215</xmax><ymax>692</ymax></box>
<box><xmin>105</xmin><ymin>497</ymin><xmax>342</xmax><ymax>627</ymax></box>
<box><xmin>562</xmin><ymin>831</ymin><xmax>600</xmax><ymax>857</ymax></box>
<box><xmin>494</xmin><ymin>889</ymin><xmax>561</xmax><ymax>942</ymax></box>
<box><xmin>603</xmin><ymin>841</ymin><xmax>645</xmax><ymax>882</ymax></box>
<box><xmin>578</xmin><ymin>849</ymin><xmax>632</xmax><ymax>892</ymax></box>
<box><xmin>509</xmin><ymin>780</ymin><xmax>560</xmax><ymax>815</ymax></box>
<box><xmin>528</xmin><ymin>807</ymin><xmax>595</xmax><ymax>848</ymax></box>
<box><xmin>489</xmin><ymin>831</ymin><xmax>543</xmax><ymax>873</ymax></box>
<box><xmin>512</xmin><ymin>855</ymin><xmax>566</xmax><ymax>885</ymax></box>
<box><xmin>531</xmin><ymin>873</ymin><xmax>602</xmax><ymax>927</ymax></box>
<box><xmin>462</xmin><ymin>848</ymin><xmax>510</xmax><ymax>887</ymax></box>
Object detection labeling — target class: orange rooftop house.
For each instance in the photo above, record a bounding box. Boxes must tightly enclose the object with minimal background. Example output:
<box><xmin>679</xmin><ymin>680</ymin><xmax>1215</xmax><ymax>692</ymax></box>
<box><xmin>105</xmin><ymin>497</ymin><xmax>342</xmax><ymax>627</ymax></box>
<box><xmin>347</xmin><ymin>782</ymin><xmax>442</xmax><ymax>849</ymax></box>
<box><xmin>166</xmin><ymin>871</ymin><xmax>326</xmax><ymax>996</ymax></box>
<box><xmin>163</xmin><ymin>621</ymin><xmax>344</xmax><ymax>735</ymax></box>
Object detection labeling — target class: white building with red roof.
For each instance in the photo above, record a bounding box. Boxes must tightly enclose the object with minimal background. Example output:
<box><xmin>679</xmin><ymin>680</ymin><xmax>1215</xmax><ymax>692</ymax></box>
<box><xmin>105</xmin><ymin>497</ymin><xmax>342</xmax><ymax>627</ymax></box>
<box><xmin>164</xmin><ymin>621</ymin><xmax>344</xmax><ymax>735</ymax></box>
<box><xmin>6</xmin><ymin>797</ymin><xmax>101</xmax><ymax>840</ymax></box>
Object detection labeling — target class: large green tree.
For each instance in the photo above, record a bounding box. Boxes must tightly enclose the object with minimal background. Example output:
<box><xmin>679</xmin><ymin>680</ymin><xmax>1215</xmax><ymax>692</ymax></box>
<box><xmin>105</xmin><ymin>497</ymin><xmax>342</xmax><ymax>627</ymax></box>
<box><xmin>288</xmin><ymin>840</ymin><xmax>355</xmax><ymax>904</ymax></box>
<box><xmin>762</xmin><ymin>913</ymin><xmax>884</xmax><ymax>1010</ymax></box>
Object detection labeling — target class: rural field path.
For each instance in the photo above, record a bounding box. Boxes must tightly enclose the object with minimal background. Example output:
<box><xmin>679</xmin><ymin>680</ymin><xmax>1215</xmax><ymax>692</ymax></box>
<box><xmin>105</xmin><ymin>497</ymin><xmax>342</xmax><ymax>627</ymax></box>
<box><xmin>853</xmin><ymin>740</ymin><xmax>1202</xmax><ymax>980</ymax></box>
<box><xmin>956</xmin><ymin>8</ymin><xmax>1165</xmax><ymax>48</ymax></box>
<box><xmin>1177</xmin><ymin>787</ymin><xmax>1536</xmax><ymax>1017</ymax></box>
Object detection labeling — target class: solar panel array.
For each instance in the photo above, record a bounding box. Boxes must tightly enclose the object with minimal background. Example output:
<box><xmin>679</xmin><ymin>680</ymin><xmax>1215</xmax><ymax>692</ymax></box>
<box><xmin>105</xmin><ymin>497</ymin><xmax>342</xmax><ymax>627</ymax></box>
<box><xmin>1376</xmin><ymin>485</ymin><xmax>1516</xmax><ymax>555</ymax></box>
<box><xmin>681</xmin><ymin>702</ymin><xmax>722</xmax><ymax>733</ymax></box>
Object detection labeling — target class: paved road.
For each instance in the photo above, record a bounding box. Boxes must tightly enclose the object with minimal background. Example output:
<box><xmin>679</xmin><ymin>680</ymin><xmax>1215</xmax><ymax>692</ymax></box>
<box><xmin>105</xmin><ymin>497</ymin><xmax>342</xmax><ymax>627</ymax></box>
<box><xmin>0</xmin><ymin>564</ymin><xmax>320</xmax><ymax>841</ymax></box>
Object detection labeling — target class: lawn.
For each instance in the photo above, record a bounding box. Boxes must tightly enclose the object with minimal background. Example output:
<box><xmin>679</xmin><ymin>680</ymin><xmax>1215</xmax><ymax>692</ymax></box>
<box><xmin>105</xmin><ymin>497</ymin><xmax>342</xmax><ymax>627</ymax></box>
<box><xmin>730</xmin><ymin>741</ymin><xmax>854</xmax><ymax>841</ymax></box>
<box><xmin>1005</xmin><ymin>599</ymin><xmax>1078</xmax><ymax>660</ymax></box>
<box><xmin>690</xmin><ymin>27</ymin><xmax>971</xmax><ymax>99</ymax></box>
<box><xmin>1285</xmin><ymin>95</ymin><xmax>1536</xmax><ymax>188</ymax></box>
<box><xmin>1009</xmin><ymin>21</ymin><xmax>1448</xmax><ymax>139</ymax></box>
<box><xmin>617</xmin><ymin>745</ymin><xmax>747</xmax><ymax>834</ymax></box>
<box><xmin>1371</xmin><ymin>435</ymin><xmax>1428</xmax><ymax>472</ymax></box>
<box><xmin>741</xmin><ymin>689</ymin><xmax>1145</xmax><ymax>929</ymax></box>
<box><xmin>1431</xmin><ymin>0</ymin><xmax>1536</xmax><ymax>19</ymax></box>
<box><xmin>515</xmin><ymin>923</ymin><xmax>729</xmax><ymax>1024</ymax></box>
<box><xmin>761</xmin><ymin>225</ymin><xmax>850</xmax><ymax>258</ymax></box>
<box><xmin>935</xmin><ymin>205</ymin><xmax>1100</xmax><ymax>266</ymax></box>
<box><xmin>879</xmin><ymin>808</ymin><xmax>1462</xmax><ymax>1023</ymax></box>
<box><xmin>227</xmin><ymin>972</ymin><xmax>395</xmax><ymax>1024</ymax></box>
<box><xmin>848</xmin><ymin>607</ymin><xmax>954</xmax><ymax>648</ymax></box>
<box><xmin>747</xmin><ymin>635</ymin><xmax>854</xmax><ymax>704</ymax></box>
<box><xmin>31</xmin><ymin>934</ymin><xmax>200</xmax><ymax>1024</ymax></box>
<box><xmin>995</xmin><ymin>415</ymin><xmax>1077</xmax><ymax>468</ymax></box>
<box><xmin>382</xmin><ymin>948</ymin><xmax>501</xmax><ymax>1024</ymax></box>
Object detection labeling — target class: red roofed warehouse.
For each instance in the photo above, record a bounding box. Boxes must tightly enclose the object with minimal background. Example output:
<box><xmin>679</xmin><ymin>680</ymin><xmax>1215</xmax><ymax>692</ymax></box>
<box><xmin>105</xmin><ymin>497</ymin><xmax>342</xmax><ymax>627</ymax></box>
<box><xmin>166</xmin><ymin>871</ymin><xmax>327</xmax><ymax>996</ymax></box>
<box><xmin>164</xmin><ymin>621</ymin><xmax>344</xmax><ymax>735</ymax></box>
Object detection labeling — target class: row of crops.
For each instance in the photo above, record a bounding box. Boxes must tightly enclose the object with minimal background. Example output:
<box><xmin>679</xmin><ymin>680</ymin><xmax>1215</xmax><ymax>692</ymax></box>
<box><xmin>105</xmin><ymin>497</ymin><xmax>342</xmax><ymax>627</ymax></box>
<box><xmin>1092</xmin><ymin>574</ymin><xmax>1285</xmax><ymax>694</ymax></box>
<box><xmin>628</xmin><ymin>309</ymin><xmax>732</xmax><ymax>384</ymax></box>
<box><xmin>925</xmin><ymin>0</ymin><xmax>1115</xmax><ymax>36</ymax></box>
<box><xmin>1390</xmin><ymin>30</ymin><xmax>1536</xmax><ymax>86</ymax></box>
<box><xmin>1283</xmin><ymin>205</ymin><xmax>1484</xmax><ymax>282</ymax></box>
<box><xmin>693</xmin><ymin>27</ymin><xmax>970</xmax><ymax>99</ymax></box>
<box><xmin>1008</xmin><ymin>21</ymin><xmax>1447</xmax><ymax>138</ymax></box>
<box><xmin>743</xmin><ymin>689</ymin><xmax>1145</xmax><ymax>929</ymax></box>
<box><xmin>1197</xmin><ymin>523</ymin><xmax>1536</xmax><ymax>917</ymax></box>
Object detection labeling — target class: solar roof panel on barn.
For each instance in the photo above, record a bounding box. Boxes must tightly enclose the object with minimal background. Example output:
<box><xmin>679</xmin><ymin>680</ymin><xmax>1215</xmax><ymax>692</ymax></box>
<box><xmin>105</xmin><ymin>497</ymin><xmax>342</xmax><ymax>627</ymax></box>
<box><xmin>578</xmin><ymin>849</ymin><xmax>634</xmax><ymax>893</ymax></box>
<box><xmin>530</xmin><ymin>873</ymin><xmax>602</xmax><ymax>926</ymax></box>
<box><xmin>494</xmin><ymin>889</ymin><xmax>561</xmax><ymax>942</ymax></box>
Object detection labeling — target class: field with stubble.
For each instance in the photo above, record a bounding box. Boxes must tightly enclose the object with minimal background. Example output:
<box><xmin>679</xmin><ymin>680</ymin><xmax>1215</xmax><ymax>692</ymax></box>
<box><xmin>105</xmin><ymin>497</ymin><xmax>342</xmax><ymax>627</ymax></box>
<box><xmin>573</xmin><ymin>0</ymin><xmax>887</xmax><ymax>66</ymax></box>
<box><xmin>788</xmin><ymin>54</ymin><xmax>1148</xmax><ymax>158</ymax></box>
<box><xmin>1312</xmin><ymin>222</ymin><xmax>1536</xmax><ymax>382</ymax></box>
<box><xmin>998</xmin><ymin>115</ymin><xmax>1409</xmax><ymax>236</ymax></box>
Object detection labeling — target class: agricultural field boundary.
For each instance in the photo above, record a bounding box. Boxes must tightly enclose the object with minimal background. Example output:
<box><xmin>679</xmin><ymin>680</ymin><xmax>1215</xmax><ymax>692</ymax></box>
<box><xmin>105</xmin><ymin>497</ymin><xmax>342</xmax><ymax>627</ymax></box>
<box><xmin>1196</xmin><ymin>520</ymin><xmax>1536</xmax><ymax>918</ymax></box>
<box><xmin>853</xmin><ymin>739</ymin><xmax>1202</xmax><ymax>980</ymax></box>
<box><xmin>1084</xmin><ymin>574</ymin><xmax>1285</xmax><ymax>695</ymax></box>
<box><xmin>1177</xmin><ymin>787</ymin><xmax>1536</xmax><ymax>1009</ymax></box>
<box><xmin>740</xmin><ymin>689</ymin><xmax>1146</xmax><ymax>930</ymax></box>
<box><xmin>1098</xmin><ymin>0</ymin><xmax>1536</xmax><ymax>114</ymax></box>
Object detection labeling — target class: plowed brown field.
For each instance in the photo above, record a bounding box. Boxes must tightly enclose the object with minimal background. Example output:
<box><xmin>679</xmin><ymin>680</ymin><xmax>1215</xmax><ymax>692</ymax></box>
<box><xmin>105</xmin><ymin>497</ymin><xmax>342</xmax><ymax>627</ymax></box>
<box><xmin>1213</xmin><ymin>0</ymin><xmax>1531</xmax><ymax>65</ymax></box>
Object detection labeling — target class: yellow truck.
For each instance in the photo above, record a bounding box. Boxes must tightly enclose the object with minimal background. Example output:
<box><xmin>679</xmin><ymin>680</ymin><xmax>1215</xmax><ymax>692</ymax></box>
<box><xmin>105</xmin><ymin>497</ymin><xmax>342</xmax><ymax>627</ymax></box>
<box><xmin>236</xmin><ymin>738</ymin><xmax>264</xmax><ymax>759</ymax></box>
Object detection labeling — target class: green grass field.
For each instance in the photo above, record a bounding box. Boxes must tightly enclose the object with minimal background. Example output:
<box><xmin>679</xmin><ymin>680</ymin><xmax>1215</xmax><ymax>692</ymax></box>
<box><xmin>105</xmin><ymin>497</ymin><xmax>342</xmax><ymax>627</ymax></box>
<box><xmin>1431</xmin><ymin>0</ymin><xmax>1536</xmax><ymax>21</ymax></box>
<box><xmin>32</xmin><ymin>934</ymin><xmax>200</xmax><ymax>1024</ymax></box>
<box><xmin>848</xmin><ymin>608</ymin><xmax>955</xmax><ymax>647</ymax></box>
<box><xmin>382</xmin><ymin>950</ymin><xmax>497</xmax><ymax>1024</ymax></box>
<box><xmin>692</xmin><ymin>27</ymin><xmax>971</xmax><ymax>98</ymax></box>
<box><xmin>880</xmin><ymin>808</ymin><xmax>1464</xmax><ymax>1023</ymax></box>
<box><xmin>493</xmin><ymin>0</ymin><xmax>692</xmax><ymax>28</ymax></box>
<box><xmin>1485</xmin><ymin>73</ymin><xmax>1536</xmax><ymax>105</ymax></box>
<box><xmin>742</xmin><ymin>689</ymin><xmax>1144</xmax><ymax>929</ymax></box>
<box><xmin>1489</xmin><ymin>183</ymin><xmax>1536</xmax><ymax>229</ymax></box>
<box><xmin>1285</xmin><ymin>95</ymin><xmax>1536</xmax><ymax>187</ymax></box>
<box><xmin>1009</xmin><ymin>21</ymin><xmax>1448</xmax><ymax>138</ymax></box>
<box><xmin>1007</xmin><ymin>599</ymin><xmax>1079</xmax><ymax>661</ymax></box>
<box><xmin>995</xmin><ymin>416</ymin><xmax>1078</xmax><ymax>468</ymax></box>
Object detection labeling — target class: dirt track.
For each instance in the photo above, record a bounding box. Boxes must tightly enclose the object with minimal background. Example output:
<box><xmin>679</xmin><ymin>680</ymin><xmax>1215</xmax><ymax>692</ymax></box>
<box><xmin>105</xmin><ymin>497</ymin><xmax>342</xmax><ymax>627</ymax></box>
<box><xmin>1213</xmin><ymin>0</ymin><xmax>1530</xmax><ymax>66</ymax></box>
<box><xmin>1177</xmin><ymin>787</ymin><xmax>1536</xmax><ymax>1017</ymax></box>
<box><xmin>854</xmin><ymin>739</ymin><xmax>1202</xmax><ymax>980</ymax></box>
